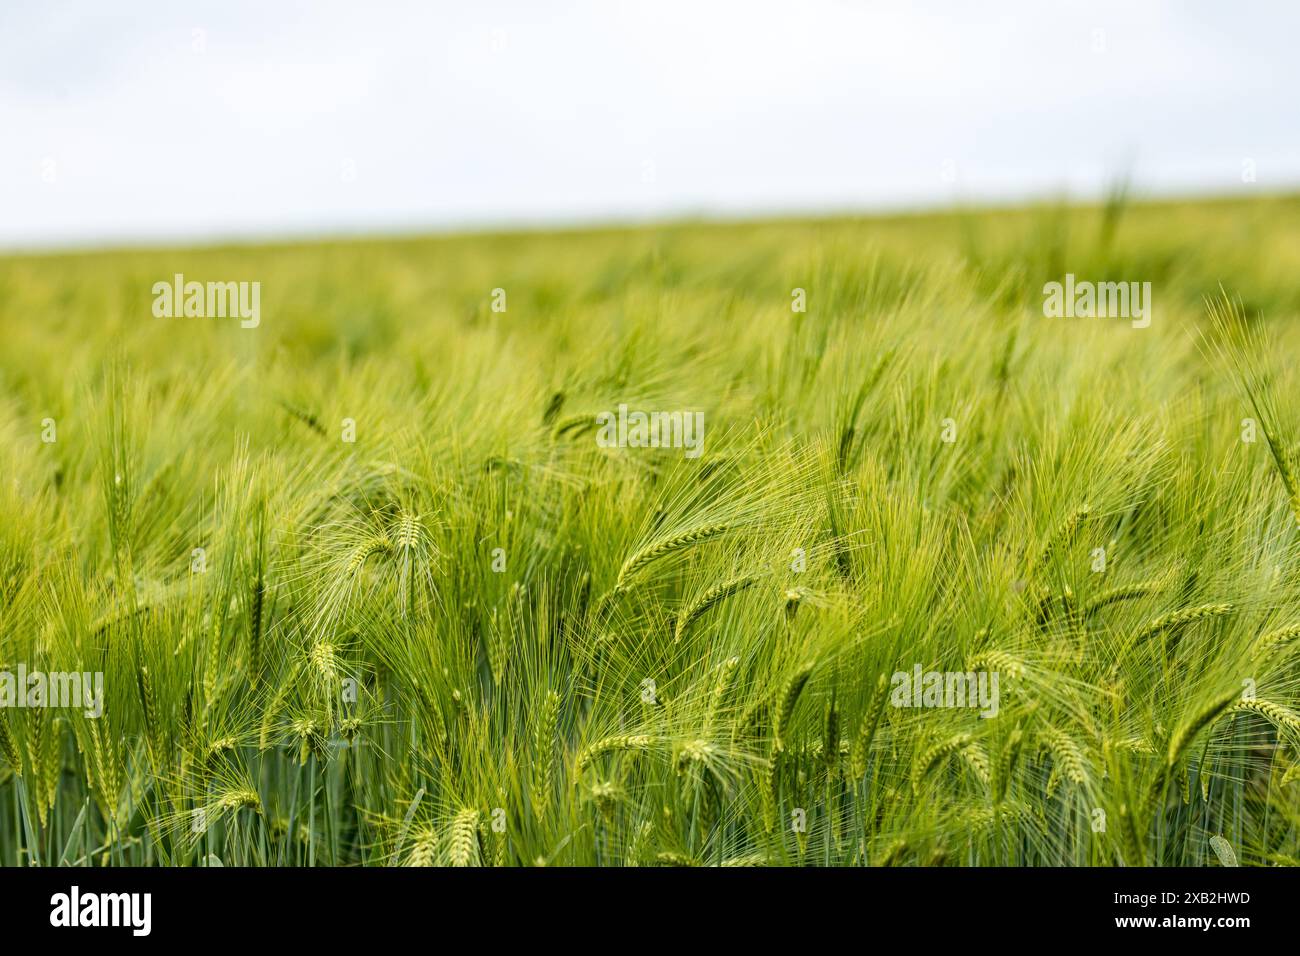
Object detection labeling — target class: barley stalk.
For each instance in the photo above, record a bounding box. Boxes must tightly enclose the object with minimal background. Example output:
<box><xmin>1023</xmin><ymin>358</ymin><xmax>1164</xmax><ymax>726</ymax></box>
<box><xmin>653</xmin><ymin>850</ymin><xmax>697</xmax><ymax>867</ymax></box>
<box><xmin>876</xmin><ymin>837</ymin><xmax>909</xmax><ymax>866</ymax></box>
<box><xmin>822</xmin><ymin>694</ymin><xmax>841</xmax><ymax>771</ymax></box>
<box><xmin>703</xmin><ymin>655</ymin><xmax>740</xmax><ymax>737</ymax></box>
<box><xmin>248</xmin><ymin>500</ymin><xmax>266</xmax><ymax>683</ymax></box>
<box><xmin>448</xmin><ymin>808</ymin><xmax>480</xmax><ymax>867</ymax></box>
<box><xmin>1252</xmin><ymin>624</ymin><xmax>1300</xmax><ymax>661</ymax></box>
<box><xmin>961</xmin><ymin>742</ymin><xmax>991</xmax><ymax>785</ymax></box>
<box><xmin>552</xmin><ymin>412</ymin><xmax>597</xmax><ymax>439</ymax></box>
<box><xmin>994</xmin><ymin>728</ymin><xmax>1023</xmax><ymax>802</ymax></box>
<box><xmin>1117</xmin><ymin>803</ymin><xmax>1144</xmax><ymax>866</ymax></box>
<box><xmin>1083</xmin><ymin>581</ymin><xmax>1161</xmax><ymax>618</ymax></box>
<box><xmin>310</xmin><ymin>641</ymin><xmax>339</xmax><ymax>686</ymax></box>
<box><xmin>531</xmin><ymin>690</ymin><xmax>560</xmax><ymax>819</ymax></box>
<box><xmin>138</xmin><ymin>664</ymin><xmax>165</xmax><ymax>770</ymax></box>
<box><xmin>259</xmin><ymin>659</ymin><xmax>304</xmax><ymax>750</ymax></box>
<box><xmin>215</xmin><ymin>787</ymin><xmax>262</xmax><ymax>814</ymax></box>
<box><xmin>964</xmin><ymin>801</ymin><xmax>1029</xmax><ymax>836</ymax></box>
<box><xmin>1166</xmin><ymin>690</ymin><xmax>1240</xmax><ymax>768</ymax></box>
<box><xmin>404</xmin><ymin>828</ymin><xmax>437</xmax><ymax>867</ymax></box>
<box><xmin>773</xmin><ymin>662</ymin><xmax>814</xmax><ymax>752</ymax></box>
<box><xmin>967</xmin><ymin>649</ymin><xmax>1025</xmax><ymax>680</ymax></box>
<box><xmin>347</xmin><ymin>533</ymin><xmax>392</xmax><ymax>575</ymax></box>
<box><xmin>0</xmin><ymin>717</ymin><xmax>21</xmax><ymax>776</ymax></box>
<box><xmin>674</xmin><ymin>574</ymin><xmax>757</xmax><ymax>643</ymax></box>
<box><xmin>1037</xmin><ymin>504</ymin><xmax>1089</xmax><ymax>569</ymax></box>
<box><xmin>1040</xmin><ymin>724</ymin><xmax>1088</xmax><ymax>786</ymax></box>
<box><xmin>1130</xmin><ymin>603</ymin><xmax>1235</xmax><ymax>651</ymax></box>
<box><xmin>849</xmin><ymin>674</ymin><xmax>889</xmax><ymax>778</ymax></box>
<box><xmin>1258</xmin><ymin>419</ymin><xmax>1300</xmax><ymax>528</ymax></box>
<box><xmin>88</xmin><ymin>718</ymin><xmax>121</xmax><ymax>824</ymax></box>
<box><xmin>912</xmin><ymin>732</ymin><xmax>972</xmax><ymax>794</ymax></box>
<box><xmin>577</xmin><ymin>734</ymin><xmax>657</xmax><ymax>772</ymax></box>
<box><xmin>616</xmin><ymin>523</ymin><xmax>729</xmax><ymax>589</ymax></box>
<box><xmin>1230</xmin><ymin>697</ymin><xmax>1300</xmax><ymax>740</ymax></box>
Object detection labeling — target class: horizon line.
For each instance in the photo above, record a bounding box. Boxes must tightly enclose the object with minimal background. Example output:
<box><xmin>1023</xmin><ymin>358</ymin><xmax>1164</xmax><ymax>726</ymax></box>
<box><xmin>4</xmin><ymin>180</ymin><xmax>1296</xmax><ymax>260</ymax></box>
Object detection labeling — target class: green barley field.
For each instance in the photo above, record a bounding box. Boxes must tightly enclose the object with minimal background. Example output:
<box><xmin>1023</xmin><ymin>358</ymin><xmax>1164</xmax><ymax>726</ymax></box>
<box><xmin>2</xmin><ymin>193</ymin><xmax>1300</xmax><ymax>867</ymax></box>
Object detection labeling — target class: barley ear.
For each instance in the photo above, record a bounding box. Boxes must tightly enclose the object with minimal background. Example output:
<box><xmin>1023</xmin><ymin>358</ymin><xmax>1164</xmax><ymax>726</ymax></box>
<box><xmin>912</xmin><ymin>733</ymin><xmax>973</xmax><ymax>794</ymax></box>
<box><xmin>616</xmin><ymin>523</ymin><xmax>729</xmax><ymax>589</ymax></box>
<box><xmin>995</xmin><ymin>728</ymin><xmax>1024</xmax><ymax>802</ymax></box>
<box><xmin>0</xmin><ymin>716</ymin><xmax>20</xmax><ymax>776</ymax></box>
<box><xmin>773</xmin><ymin>662</ymin><xmax>814</xmax><ymax>752</ymax></box>
<box><xmin>1166</xmin><ymin>690</ymin><xmax>1239</xmax><ymax>768</ymax></box>
<box><xmin>448</xmin><ymin>808</ymin><xmax>481</xmax><ymax>867</ymax></box>
<box><xmin>1230</xmin><ymin>698</ymin><xmax>1300</xmax><ymax>742</ymax></box>
<box><xmin>703</xmin><ymin>655</ymin><xmax>741</xmax><ymax>737</ymax></box>
<box><xmin>1037</xmin><ymin>504</ymin><xmax>1090</xmax><ymax>569</ymax></box>
<box><xmin>1083</xmin><ymin>580</ymin><xmax>1161</xmax><ymax>618</ymax></box>
<box><xmin>577</xmin><ymin>734</ymin><xmax>656</xmax><ymax>772</ymax></box>
<box><xmin>849</xmin><ymin>674</ymin><xmax>889</xmax><ymax>778</ymax></box>
<box><xmin>1041</xmin><ymin>724</ymin><xmax>1088</xmax><ymax>786</ymax></box>
<box><xmin>531</xmin><ymin>690</ymin><xmax>560</xmax><ymax>819</ymax></box>
<box><xmin>1252</xmin><ymin>623</ymin><xmax>1300</xmax><ymax>661</ymax></box>
<box><xmin>674</xmin><ymin>574</ymin><xmax>757</xmax><ymax>643</ymax></box>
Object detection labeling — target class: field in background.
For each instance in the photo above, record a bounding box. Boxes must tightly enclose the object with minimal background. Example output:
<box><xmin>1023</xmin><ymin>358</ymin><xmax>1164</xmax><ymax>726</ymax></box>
<box><xmin>1</xmin><ymin>194</ymin><xmax>1300</xmax><ymax>865</ymax></box>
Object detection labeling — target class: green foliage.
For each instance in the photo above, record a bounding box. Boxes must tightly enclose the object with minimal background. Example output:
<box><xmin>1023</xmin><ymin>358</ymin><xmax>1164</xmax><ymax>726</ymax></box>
<box><xmin>1</xmin><ymin>195</ymin><xmax>1300</xmax><ymax>865</ymax></box>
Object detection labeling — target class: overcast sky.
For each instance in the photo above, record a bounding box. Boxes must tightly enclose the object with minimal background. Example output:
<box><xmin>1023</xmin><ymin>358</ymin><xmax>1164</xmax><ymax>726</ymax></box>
<box><xmin>2</xmin><ymin>1</ymin><xmax>1297</xmax><ymax>249</ymax></box>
